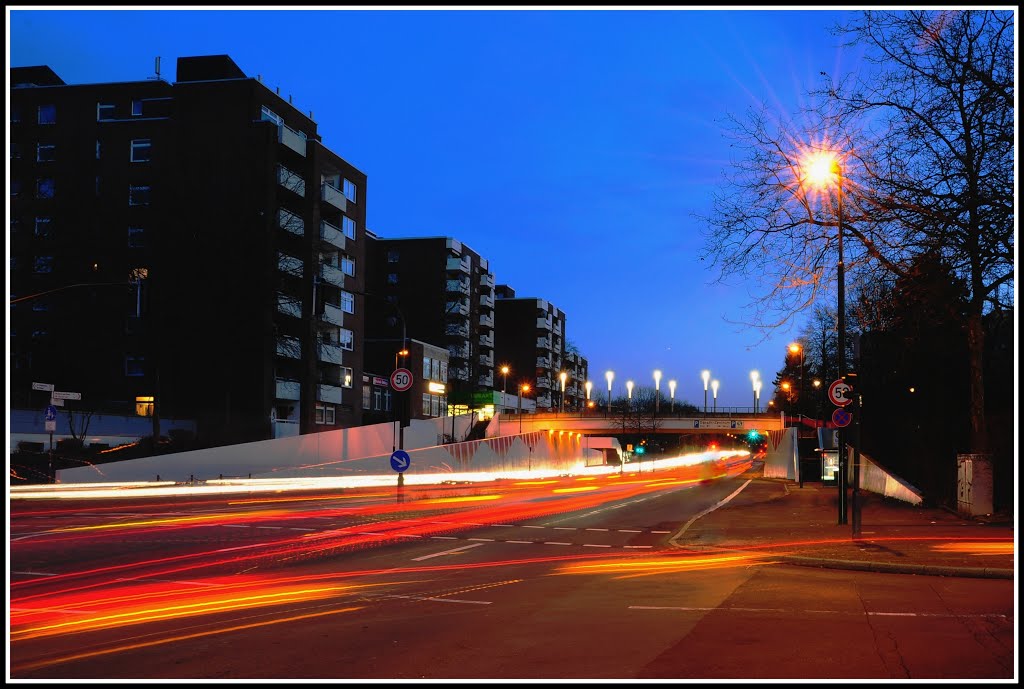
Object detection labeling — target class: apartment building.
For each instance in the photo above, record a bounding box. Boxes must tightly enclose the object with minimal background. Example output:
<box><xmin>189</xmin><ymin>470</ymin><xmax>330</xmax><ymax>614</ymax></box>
<box><xmin>364</xmin><ymin>234</ymin><xmax>496</xmax><ymax>414</ymax></box>
<box><xmin>493</xmin><ymin>284</ymin><xmax>587</xmax><ymax>411</ymax></box>
<box><xmin>9</xmin><ymin>55</ymin><xmax>368</xmax><ymax>447</ymax></box>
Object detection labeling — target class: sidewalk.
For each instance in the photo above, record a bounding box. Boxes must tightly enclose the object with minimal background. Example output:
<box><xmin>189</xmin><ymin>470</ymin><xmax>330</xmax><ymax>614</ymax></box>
<box><xmin>671</xmin><ymin>464</ymin><xmax>1015</xmax><ymax>579</ymax></box>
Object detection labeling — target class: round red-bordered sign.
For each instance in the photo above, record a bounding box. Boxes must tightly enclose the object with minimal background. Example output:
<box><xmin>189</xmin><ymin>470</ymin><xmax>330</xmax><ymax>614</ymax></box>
<box><xmin>390</xmin><ymin>368</ymin><xmax>414</xmax><ymax>392</ymax></box>
<box><xmin>827</xmin><ymin>379</ymin><xmax>853</xmax><ymax>407</ymax></box>
<box><xmin>832</xmin><ymin>408</ymin><xmax>852</xmax><ymax>427</ymax></box>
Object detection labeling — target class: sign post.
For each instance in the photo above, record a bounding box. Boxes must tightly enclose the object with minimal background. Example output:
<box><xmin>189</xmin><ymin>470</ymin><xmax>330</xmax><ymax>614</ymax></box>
<box><xmin>44</xmin><ymin>404</ymin><xmax>58</xmax><ymax>483</ymax></box>
<box><xmin>827</xmin><ymin>379</ymin><xmax>853</xmax><ymax>527</ymax></box>
<box><xmin>390</xmin><ymin>449</ymin><xmax>411</xmax><ymax>503</ymax></box>
<box><xmin>390</xmin><ymin>367</ymin><xmax>414</xmax><ymax>455</ymax></box>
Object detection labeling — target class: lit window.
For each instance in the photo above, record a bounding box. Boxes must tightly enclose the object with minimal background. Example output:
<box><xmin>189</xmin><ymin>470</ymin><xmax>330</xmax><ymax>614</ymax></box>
<box><xmin>36</xmin><ymin>144</ymin><xmax>55</xmax><ymax>162</ymax></box>
<box><xmin>129</xmin><ymin>184</ymin><xmax>151</xmax><ymax>206</ymax></box>
<box><xmin>423</xmin><ymin>393</ymin><xmax>431</xmax><ymax>416</ymax></box>
<box><xmin>97</xmin><ymin>103</ymin><xmax>115</xmax><ymax>120</ymax></box>
<box><xmin>341</xmin><ymin>290</ymin><xmax>354</xmax><ymax>314</ymax></box>
<box><xmin>387</xmin><ymin>273</ymin><xmax>398</xmax><ymax>285</ymax></box>
<box><xmin>363</xmin><ymin>386</ymin><xmax>372</xmax><ymax>409</ymax></box>
<box><xmin>135</xmin><ymin>396</ymin><xmax>155</xmax><ymax>417</ymax></box>
<box><xmin>36</xmin><ymin>178</ymin><xmax>55</xmax><ymax>199</ymax></box>
<box><xmin>340</xmin><ymin>328</ymin><xmax>354</xmax><ymax>351</ymax></box>
<box><xmin>342</xmin><ymin>216</ymin><xmax>356</xmax><ymax>240</ymax></box>
<box><xmin>341</xmin><ymin>255</ymin><xmax>355</xmax><ymax>277</ymax></box>
<box><xmin>325</xmin><ymin>405</ymin><xmax>336</xmax><ymax>425</ymax></box>
<box><xmin>342</xmin><ymin>178</ymin><xmax>357</xmax><ymax>203</ymax></box>
<box><xmin>130</xmin><ymin>139</ymin><xmax>152</xmax><ymax>163</ymax></box>
<box><xmin>423</xmin><ymin>358</ymin><xmax>431</xmax><ymax>378</ymax></box>
<box><xmin>341</xmin><ymin>367</ymin><xmax>354</xmax><ymax>388</ymax></box>
<box><xmin>37</xmin><ymin>104</ymin><xmax>56</xmax><ymax>124</ymax></box>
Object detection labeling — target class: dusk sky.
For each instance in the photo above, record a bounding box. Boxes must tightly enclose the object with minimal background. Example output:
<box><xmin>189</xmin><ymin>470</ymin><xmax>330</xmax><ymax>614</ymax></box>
<box><xmin>8</xmin><ymin>7</ymin><xmax>862</xmax><ymax>409</ymax></box>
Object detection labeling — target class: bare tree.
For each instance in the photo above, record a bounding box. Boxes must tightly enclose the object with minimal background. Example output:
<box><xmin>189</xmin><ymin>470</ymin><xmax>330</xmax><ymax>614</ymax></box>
<box><xmin>699</xmin><ymin>9</ymin><xmax>1013</xmax><ymax>453</ymax></box>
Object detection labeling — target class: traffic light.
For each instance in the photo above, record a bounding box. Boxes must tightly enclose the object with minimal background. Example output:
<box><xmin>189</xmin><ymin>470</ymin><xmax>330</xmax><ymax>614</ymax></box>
<box><xmin>635</xmin><ymin>446</ymin><xmax>645</xmax><ymax>455</ymax></box>
<box><xmin>747</xmin><ymin>430</ymin><xmax>761</xmax><ymax>442</ymax></box>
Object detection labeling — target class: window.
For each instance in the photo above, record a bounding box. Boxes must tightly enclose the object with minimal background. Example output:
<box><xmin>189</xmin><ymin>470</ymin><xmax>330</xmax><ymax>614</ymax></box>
<box><xmin>11</xmin><ymin>179</ymin><xmax>22</xmax><ymax>197</ymax></box>
<box><xmin>36</xmin><ymin>178</ymin><xmax>55</xmax><ymax>199</ymax></box>
<box><xmin>130</xmin><ymin>139</ymin><xmax>152</xmax><ymax>163</ymax></box>
<box><xmin>387</xmin><ymin>249</ymin><xmax>400</xmax><ymax>263</ymax></box>
<box><xmin>96</xmin><ymin>140</ymin><xmax>102</xmax><ymax>160</ymax></box>
<box><xmin>342</xmin><ymin>178</ymin><xmax>357</xmax><ymax>203</ymax></box>
<box><xmin>128</xmin><ymin>227</ymin><xmax>146</xmax><ymax>248</ymax></box>
<box><xmin>423</xmin><ymin>393</ymin><xmax>431</xmax><ymax>416</ymax></box>
<box><xmin>384</xmin><ymin>389</ymin><xmax>392</xmax><ymax>413</ymax></box>
<box><xmin>97</xmin><ymin>103</ymin><xmax>115</xmax><ymax>120</ymax></box>
<box><xmin>33</xmin><ymin>256</ymin><xmax>53</xmax><ymax>274</ymax></box>
<box><xmin>362</xmin><ymin>385</ymin><xmax>372</xmax><ymax>410</ymax></box>
<box><xmin>129</xmin><ymin>184</ymin><xmax>151</xmax><ymax>206</ymax></box>
<box><xmin>387</xmin><ymin>273</ymin><xmax>399</xmax><ymax>285</ymax></box>
<box><xmin>339</xmin><ymin>328</ymin><xmax>354</xmax><ymax>351</ymax></box>
<box><xmin>125</xmin><ymin>356</ymin><xmax>146</xmax><ymax>377</ymax></box>
<box><xmin>423</xmin><ymin>357</ymin><xmax>431</xmax><ymax>378</ymax></box>
<box><xmin>342</xmin><ymin>216</ymin><xmax>356</xmax><ymax>240</ymax></box>
<box><xmin>340</xmin><ymin>290</ymin><xmax>354</xmax><ymax>314</ymax></box>
<box><xmin>373</xmin><ymin>388</ymin><xmax>382</xmax><ymax>411</ymax></box>
<box><xmin>340</xmin><ymin>255</ymin><xmax>355</xmax><ymax>277</ymax></box>
<box><xmin>36</xmin><ymin>144</ymin><xmax>55</xmax><ymax>162</ymax></box>
<box><xmin>131</xmin><ymin>99</ymin><xmax>143</xmax><ymax>116</ymax></box>
<box><xmin>37</xmin><ymin>104</ymin><xmax>56</xmax><ymax>124</ymax></box>
<box><xmin>34</xmin><ymin>217</ymin><xmax>52</xmax><ymax>239</ymax></box>
<box><xmin>11</xmin><ymin>142</ymin><xmax>22</xmax><ymax>159</ymax></box>
<box><xmin>315</xmin><ymin>403</ymin><xmax>336</xmax><ymax>425</ymax></box>
<box><xmin>341</xmin><ymin>367</ymin><xmax>354</xmax><ymax>388</ymax></box>
<box><xmin>440</xmin><ymin>361</ymin><xmax>448</xmax><ymax>383</ymax></box>
<box><xmin>11</xmin><ymin>105</ymin><xmax>22</xmax><ymax>123</ymax></box>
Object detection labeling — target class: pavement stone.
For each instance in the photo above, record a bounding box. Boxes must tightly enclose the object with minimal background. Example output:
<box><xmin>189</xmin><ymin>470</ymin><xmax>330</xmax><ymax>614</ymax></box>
<box><xmin>670</xmin><ymin>463</ymin><xmax>1015</xmax><ymax>579</ymax></box>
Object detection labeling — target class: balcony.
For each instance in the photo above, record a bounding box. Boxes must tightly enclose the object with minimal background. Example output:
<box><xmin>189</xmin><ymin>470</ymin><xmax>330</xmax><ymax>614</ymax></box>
<box><xmin>275</xmin><ymin>378</ymin><xmax>301</xmax><ymax>401</ymax></box>
<box><xmin>278</xmin><ymin>208</ymin><xmax>304</xmax><ymax>237</ymax></box>
<box><xmin>278</xmin><ymin>124</ymin><xmax>307</xmax><ymax>156</ymax></box>
<box><xmin>535</xmin><ymin>376</ymin><xmax>552</xmax><ymax>389</ymax></box>
<box><xmin>277</xmin><ymin>295</ymin><xmax>302</xmax><ymax>318</ymax></box>
<box><xmin>278</xmin><ymin>253</ymin><xmax>304</xmax><ymax>277</ymax></box>
<box><xmin>446</xmin><ymin>323</ymin><xmax>470</xmax><ymax>338</ymax></box>
<box><xmin>320</xmin><ymin>263</ymin><xmax>345</xmax><ymax>287</ymax></box>
<box><xmin>446</xmin><ymin>279</ymin><xmax>470</xmax><ymax>296</ymax></box>
<box><xmin>536</xmin><ymin>316</ymin><xmax>552</xmax><ymax>330</ymax></box>
<box><xmin>478</xmin><ymin>371</ymin><xmax>494</xmax><ymax>387</ymax></box>
<box><xmin>318</xmin><ymin>342</ymin><xmax>343</xmax><ymax>365</ymax></box>
<box><xmin>320</xmin><ymin>220</ymin><xmax>345</xmax><ymax>250</ymax></box>
<box><xmin>537</xmin><ymin>395</ymin><xmax>553</xmax><ymax>408</ymax></box>
<box><xmin>536</xmin><ymin>357</ymin><xmax>550</xmax><ymax>368</ymax></box>
<box><xmin>277</xmin><ymin>165</ymin><xmax>305</xmax><ymax>196</ymax></box>
<box><xmin>445</xmin><ymin>256</ymin><xmax>471</xmax><ymax>274</ymax></box>
<box><xmin>321</xmin><ymin>302</ymin><xmax>344</xmax><ymax>327</ymax></box>
<box><xmin>479</xmin><ymin>353</ymin><xmax>493</xmax><ymax>368</ymax></box>
<box><xmin>479</xmin><ymin>292</ymin><xmax>494</xmax><ymax>308</ymax></box>
<box><xmin>479</xmin><ymin>332</ymin><xmax>494</xmax><ymax>348</ymax></box>
<box><xmin>536</xmin><ymin>337</ymin><xmax>551</xmax><ymax>349</ymax></box>
<box><xmin>446</xmin><ymin>301</ymin><xmax>470</xmax><ymax>317</ymax></box>
<box><xmin>317</xmin><ymin>384</ymin><xmax>342</xmax><ymax>404</ymax></box>
<box><xmin>448</xmin><ymin>344</ymin><xmax>470</xmax><ymax>360</ymax></box>
<box><xmin>479</xmin><ymin>313</ymin><xmax>494</xmax><ymax>329</ymax></box>
<box><xmin>321</xmin><ymin>182</ymin><xmax>347</xmax><ymax>212</ymax></box>
<box><xmin>480</xmin><ymin>272</ymin><xmax>495</xmax><ymax>288</ymax></box>
<box><xmin>449</xmin><ymin>366</ymin><xmax>469</xmax><ymax>382</ymax></box>
<box><xmin>276</xmin><ymin>336</ymin><xmax>301</xmax><ymax>359</ymax></box>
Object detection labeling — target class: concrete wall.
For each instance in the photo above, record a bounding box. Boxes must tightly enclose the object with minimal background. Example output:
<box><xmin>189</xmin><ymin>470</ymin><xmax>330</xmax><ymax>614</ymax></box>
<box><xmin>763</xmin><ymin>427</ymin><xmax>798</xmax><ymax>480</ymax></box>
<box><xmin>56</xmin><ymin>415</ymin><xmax>588</xmax><ymax>484</ymax></box>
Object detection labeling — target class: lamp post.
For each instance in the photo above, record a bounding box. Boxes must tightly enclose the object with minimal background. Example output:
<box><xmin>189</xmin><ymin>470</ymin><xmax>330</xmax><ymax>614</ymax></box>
<box><xmin>518</xmin><ymin>383</ymin><xmax>530</xmax><ymax>433</ymax></box>
<box><xmin>668</xmin><ymin>379</ymin><xmax>676</xmax><ymax>414</ymax></box>
<box><xmin>585</xmin><ymin>380</ymin><xmax>592</xmax><ymax>412</ymax></box>
<box><xmin>653</xmin><ymin>370</ymin><xmax>662</xmax><ymax>416</ymax></box>
<box><xmin>813</xmin><ymin>379</ymin><xmax>822</xmax><ymax>421</ymax></box>
<box><xmin>701</xmin><ymin>370</ymin><xmax>710</xmax><ymax>416</ymax></box>
<box><xmin>559</xmin><ymin>371</ymin><xmax>567</xmax><ymax>414</ymax></box>
<box><xmin>804</xmin><ymin>149</ymin><xmax>848</xmax><ymax>526</ymax></box>
<box><xmin>626</xmin><ymin>380</ymin><xmax>634</xmax><ymax>407</ymax></box>
<box><xmin>781</xmin><ymin>381</ymin><xmax>792</xmax><ymax>420</ymax></box>
<box><xmin>754</xmin><ymin>379</ymin><xmax>762</xmax><ymax>414</ymax></box>
<box><xmin>392</xmin><ymin>348</ymin><xmax>409</xmax><ymax>452</ymax></box>
<box><xmin>711</xmin><ymin>379</ymin><xmax>719</xmax><ymax>414</ymax></box>
<box><xmin>789</xmin><ymin>343</ymin><xmax>804</xmax><ymax>417</ymax></box>
<box><xmin>605</xmin><ymin>370</ymin><xmax>614</xmax><ymax>417</ymax></box>
<box><xmin>750</xmin><ymin>370</ymin><xmax>760</xmax><ymax>413</ymax></box>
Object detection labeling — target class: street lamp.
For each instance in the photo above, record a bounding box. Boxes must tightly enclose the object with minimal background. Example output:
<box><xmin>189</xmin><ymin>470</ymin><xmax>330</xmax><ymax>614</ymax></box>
<box><xmin>653</xmin><ymin>370</ymin><xmax>662</xmax><ymax>415</ymax></box>
<box><xmin>789</xmin><ymin>343</ymin><xmax>805</xmax><ymax>416</ymax></box>
<box><xmin>668</xmin><ymin>379</ymin><xmax>676</xmax><ymax>414</ymax></box>
<box><xmin>754</xmin><ymin>379</ymin><xmax>762</xmax><ymax>414</ymax></box>
<box><xmin>750</xmin><ymin>370</ymin><xmax>760</xmax><ymax>413</ymax></box>
<box><xmin>605</xmin><ymin>370</ymin><xmax>614</xmax><ymax>417</ymax></box>
<box><xmin>559</xmin><ymin>371</ymin><xmax>568</xmax><ymax>414</ymax></box>
<box><xmin>518</xmin><ymin>383</ymin><xmax>530</xmax><ymax>433</ymax></box>
<box><xmin>711</xmin><ymin>379</ymin><xmax>719</xmax><ymax>414</ymax></box>
<box><xmin>585</xmin><ymin>380</ymin><xmax>592</xmax><ymax>411</ymax></box>
<box><xmin>803</xmin><ymin>148</ymin><xmax>848</xmax><ymax>526</ymax></box>
<box><xmin>626</xmin><ymin>380</ymin><xmax>634</xmax><ymax>408</ymax></box>
<box><xmin>781</xmin><ymin>381</ymin><xmax>792</xmax><ymax>418</ymax></box>
<box><xmin>701</xmin><ymin>370</ymin><xmax>710</xmax><ymax>416</ymax></box>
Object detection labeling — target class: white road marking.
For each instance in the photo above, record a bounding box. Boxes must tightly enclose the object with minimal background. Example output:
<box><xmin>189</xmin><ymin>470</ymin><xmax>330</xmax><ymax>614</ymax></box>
<box><xmin>624</xmin><ymin>545</ymin><xmax>653</xmax><ymax>549</ymax></box>
<box><xmin>430</xmin><ymin>536</ymin><xmax>457</xmax><ymax>540</ymax></box>
<box><xmin>669</xmin><ymin>479</ymin><xmax>753</xmax><ymax>547</ymax></box>
<box><xmin>387</xmin><ymin>594</ymin><xmax>491</xmax><ymax>606</ymax></box>
<box><xmin>256</xmin><ymin>526</ymin><xmax>282</xmax><ymax>530</ymax></box>
<box><xmin>554</xmin><ymin>527</ymin><xmax>577</xmax><ymax>531</ymax></box>
<box><xmin>583</xmin><ymin>544</ymin><xmax>613</xmax><ymax>548</ymax></box>
<box><xmin>544</xmin><ymin>542</ymin><xmax>573</xmax><ymax>546</ymax></box>
<box><xmin>522</xmin><ymin>525</ymin><xmax>544</xmax><ymax>529</ymax></box>
<box><xmin>223</xmin><ymin>524</ymin><xmax>250</xmax><ymax>528</ymax></box>
<box><xmin>11</xmin><ymin>571</ymin><xmax>59</xmax><ymax>577</ymax></box>
<box><xmin>468</xmin><ymin>538</ymin><xmax>495</xmax><ymax>542</ymax></box>
<box><xmin>619</xmin><ymin>529</ymin><xmax>642</xmax><ymax>533</ymax></box>
<box><xmin>506</xmin><ymin>540</ymin><xmax>533</xmax><ymax>544</ymax></box>
<box><xmin>411</xmin><ymin>542</ymin><xmax>485</xmax><ymax>561</ymax></box>
<box><xmin>490</xmin><ymin>524</ymin><xmax>515</xmax><ymax>527</ymax></box>
<box><xmin>585</xmin><ymin>528</ymin><xmax>609</xmax><ymax>532</ymax></box>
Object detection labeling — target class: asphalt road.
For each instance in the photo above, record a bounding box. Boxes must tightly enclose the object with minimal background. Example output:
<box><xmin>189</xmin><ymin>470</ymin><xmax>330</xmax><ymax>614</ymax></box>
<box><xmin>9</xmin><ymin>460</ymin><xmax>1014</xmax><ymax>680</ymax></box>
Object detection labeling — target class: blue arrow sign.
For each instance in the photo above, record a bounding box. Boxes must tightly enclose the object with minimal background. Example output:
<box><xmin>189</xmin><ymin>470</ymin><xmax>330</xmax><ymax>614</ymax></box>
<box><xmin>390</xmin><ymin>449</ymin><xmax>411</xmax><ymax>473</ymax></box>
<box><xmin>44</xmin><ymin>405</ymin><xmax>58</xmax><ymax>422</ymax></box>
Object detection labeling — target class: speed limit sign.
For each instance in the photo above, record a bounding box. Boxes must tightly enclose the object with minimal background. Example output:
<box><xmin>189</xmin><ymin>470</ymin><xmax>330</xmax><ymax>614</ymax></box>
<box><xmin>390</xmin><ymin>368</ymin><xmax>414</xmax><ymax>392</ymax></box>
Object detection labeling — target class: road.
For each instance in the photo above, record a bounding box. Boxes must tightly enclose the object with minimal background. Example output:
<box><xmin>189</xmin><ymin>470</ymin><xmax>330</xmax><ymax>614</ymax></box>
<box><xmin>9</xmin><ymin>455</ymin><xmax>1014</xmax><ymax>680</ymax></box>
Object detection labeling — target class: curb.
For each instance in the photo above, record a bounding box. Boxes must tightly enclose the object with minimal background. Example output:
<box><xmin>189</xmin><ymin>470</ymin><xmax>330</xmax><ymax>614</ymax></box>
<box><xmin>768</xmin><ymin>554</ymin><xmax>1015</xmax><ymax>580</ymax></box>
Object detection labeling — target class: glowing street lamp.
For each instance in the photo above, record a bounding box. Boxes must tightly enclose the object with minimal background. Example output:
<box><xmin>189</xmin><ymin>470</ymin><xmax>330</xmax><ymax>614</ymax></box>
<box><xmin>605</xmin><ymin>370</ymin><xmax>614</xmax><ymax>417</ymax></box>
<box><xmin>626</xmin><ymin>380</ymin><xmax>634</xmax><ymax>408</ymax></box>
<box><xmin>518</xmin><ymin>383</ymin><xmax>530</xmax><ymax>433</ymax></box>
<box><xmin>668</xmin><ymin>379</ymin><xmax>677</xmax><ymax>414</ymax></box>
<box><xmin>750</xmin><ymin>370</ymin><xmax>760</xmax><ymax>413</ymax></box>
<box><xmin>653</xmin><ymin>370</ymin><xmax>662</xmax><ymax>415</ymax></box>
<box><xmin>789</xmin><ymin>343</ymin><xmax>805</xmax><ymax>414</ymax></box>
<box><xmin>701</xmin><ymin>370</ymin><xmax>711</xmax><ymax>415</ymax></box>
<box><xmin>559</xmin><ymin>371</ymin><xmax>568</xmax><ymax>414</ymax></box>
<box><xmin>754</xmin><ymin>379</ymin><xmax>762</xmax><ymax>414</ymax></box>
<box><xmin>585</xmin><ymin>380</ymin><xmax>592</xmax><ymax>411</ymax></box>
<box><xmin>711</xmin><ymin>379</ymin><xmax>719</xmax><ymax>414</ymax></box>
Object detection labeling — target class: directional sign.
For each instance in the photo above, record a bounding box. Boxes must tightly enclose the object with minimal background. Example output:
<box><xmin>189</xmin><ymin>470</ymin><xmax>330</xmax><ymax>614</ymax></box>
<box><xmin>390</xmin><ymin>449</ymin><xmax>411</xmax><ymax>473</ymax></box>
<box><xmin>44</xmin><ymin>405</ymin><xmax>58</xmax><ymax>422</ymax></box>
<box><xmin>32</xmin><ymin>382</ymin><xmax>54</xmax><ymax>392</ymax></box>
<box><xmin>832</xmin><ymin>408</ymin><xmax>853</xmax><ymax>428</ymax></box>
<box><xmin>390</xmin><ymin>368</ymin><xmax>414</xmax><ymax>392</ymax></box>
<box><xmin>827</xmin><ymin>379</ymin><xmax>854</xmax><ymax>407</ymax></box>
<box><xmin>50</xmin><ymin>398</ymin><xmax>64</xmax><ymax>407</ymax></box>
<box><xmin>52</xmin><ymin>390</ymin><xmax>82</xmax><ymax>401</ymax></box>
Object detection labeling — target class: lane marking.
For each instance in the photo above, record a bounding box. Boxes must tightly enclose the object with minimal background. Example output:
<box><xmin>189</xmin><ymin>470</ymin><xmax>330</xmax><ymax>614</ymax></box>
<box><xmin>506</xmin><ymin>540</ymin><xmax>533</xmax><ymax>544</ymax></box>
<box><xmin>544</xmin><ymin>542</ymin><xmax>572</xmax><ymax>546</ymax></box>
<box><xmin>583</xmin><ymin>544</ymin><xmax>613</xmax><ymax>548</ymax></box>
<box><xmin>387</xmin><ymin>594</ymin><xmax>491</xmax><ymax>606</ymax></box>
<box><xmin>669</xmin><ymin>479</ymin><xmax>753</xmax><ymax>547</ymax></box>
<box><xmin>411</xmin><ymin>542</ymin><xmax>485</xmax><ymax>562</ymax></box>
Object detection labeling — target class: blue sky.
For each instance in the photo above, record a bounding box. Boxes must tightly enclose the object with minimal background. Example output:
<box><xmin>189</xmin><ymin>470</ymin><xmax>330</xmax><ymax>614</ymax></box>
<box><xmin>8</xmin><ymin>7</ymin><xmax>860</xmax><ymax>409</ymax></box>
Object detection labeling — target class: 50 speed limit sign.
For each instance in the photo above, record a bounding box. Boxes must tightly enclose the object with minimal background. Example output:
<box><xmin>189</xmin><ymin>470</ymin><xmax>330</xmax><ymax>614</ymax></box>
<box><xmin>390</xmin><ymin>368</ymin><xmax>414</xmax><ymax>392</ymax></box>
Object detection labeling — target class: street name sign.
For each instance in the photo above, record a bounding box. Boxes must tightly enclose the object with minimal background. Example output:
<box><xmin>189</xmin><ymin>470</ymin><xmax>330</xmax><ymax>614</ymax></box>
<box><xmin>32</xmin><ymin>382</ymin><xmax>54</xmax><ymax>392</ymax></box>
<box><xmin>52</xmin><ymin>391</ymin><xmax>82</xmax><ymax>400</ymax></box>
